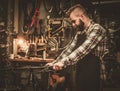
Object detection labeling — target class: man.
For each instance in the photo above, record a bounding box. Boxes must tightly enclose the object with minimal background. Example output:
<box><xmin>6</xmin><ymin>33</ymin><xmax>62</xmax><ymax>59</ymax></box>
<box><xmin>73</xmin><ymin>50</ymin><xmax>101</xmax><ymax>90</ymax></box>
<box><xmin>46</xmin><ymin>4</ymin><xmax>108</xmax><ymax>91</ymax></box>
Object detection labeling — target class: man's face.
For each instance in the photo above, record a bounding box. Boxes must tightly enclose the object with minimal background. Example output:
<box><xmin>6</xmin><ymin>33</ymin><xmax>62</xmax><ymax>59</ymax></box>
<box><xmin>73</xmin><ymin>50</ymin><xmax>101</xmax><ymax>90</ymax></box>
<box><xmin>69</xmin><ymin>9</ymin><xmax>84</xmax><ymax>28</ymax></box>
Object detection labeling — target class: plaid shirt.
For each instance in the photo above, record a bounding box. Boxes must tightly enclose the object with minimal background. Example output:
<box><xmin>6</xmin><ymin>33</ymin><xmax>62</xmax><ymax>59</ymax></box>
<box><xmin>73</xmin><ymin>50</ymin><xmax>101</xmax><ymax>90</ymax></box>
<box><xmin>53</xmin><ymin>21</ymin><xmax>108</xmax><ymax>79</ymax></box>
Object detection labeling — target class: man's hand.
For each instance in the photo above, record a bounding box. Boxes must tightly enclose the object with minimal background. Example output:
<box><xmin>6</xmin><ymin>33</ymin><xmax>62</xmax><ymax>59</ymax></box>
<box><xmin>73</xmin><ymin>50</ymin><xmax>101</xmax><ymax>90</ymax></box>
<box><xmin>53</xmin><ymin>62</ymin><xmax>64</xmax><ymax>71</ymax></box>
<box><xmin>45</xmin><ymin>61</ymin><xmax>64</xmax><ymax>70</ymax></box>
<box><xmin>45</xmin><ymin>59</ymin><xmax>66</xmax><ymax>71</ymax></box>
<box><xmin>46</xmin><ymin>62</ymin><xmax>54</xmax><ymax>67</ymax></box>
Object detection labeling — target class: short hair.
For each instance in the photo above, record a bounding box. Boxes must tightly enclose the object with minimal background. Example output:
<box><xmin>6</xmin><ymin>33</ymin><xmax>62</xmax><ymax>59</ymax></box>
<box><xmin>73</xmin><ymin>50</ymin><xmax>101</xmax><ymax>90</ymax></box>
<box><xmin>66</xmin><ymin>4</ymin><xmax>87</xmax><ymax>16</ymax></box>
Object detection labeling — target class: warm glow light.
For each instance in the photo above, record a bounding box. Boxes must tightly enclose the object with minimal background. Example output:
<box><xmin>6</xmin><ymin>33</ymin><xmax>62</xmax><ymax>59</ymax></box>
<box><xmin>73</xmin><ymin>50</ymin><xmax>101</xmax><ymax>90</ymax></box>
<box><xmin>17</xmin><ymin>38</ymin><xmax>29</xmax><ymax>52</ymax></box>
<box><xmin>17</xmin><ymin>39</ymin><xmax>24</xmax><ymax>45</ymax></box>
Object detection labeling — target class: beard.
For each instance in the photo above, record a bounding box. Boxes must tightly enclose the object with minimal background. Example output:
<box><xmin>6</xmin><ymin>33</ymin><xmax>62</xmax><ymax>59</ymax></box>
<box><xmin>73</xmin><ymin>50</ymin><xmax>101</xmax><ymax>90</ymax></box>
<box><xmin>74</xmin><ymin>19</ymin><xmax>85</xmax><ymax>31</ymax></box>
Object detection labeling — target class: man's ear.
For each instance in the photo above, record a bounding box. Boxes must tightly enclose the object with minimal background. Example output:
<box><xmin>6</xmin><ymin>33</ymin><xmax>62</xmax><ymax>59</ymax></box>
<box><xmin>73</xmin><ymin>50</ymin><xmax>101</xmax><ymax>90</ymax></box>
<box><xmin>79</xmin><ymin>16</ymin><xmax>82</xmax><ymax>20</ymax></box>
<box><xmin>79</xmin><ymin>14</ymin><xmax>84</xmax><ymax>18</ymax></box>
<box><xmin>79</xmin><ymin>14</ymin><xmax>84</xmax><ymax>20</ymax></box>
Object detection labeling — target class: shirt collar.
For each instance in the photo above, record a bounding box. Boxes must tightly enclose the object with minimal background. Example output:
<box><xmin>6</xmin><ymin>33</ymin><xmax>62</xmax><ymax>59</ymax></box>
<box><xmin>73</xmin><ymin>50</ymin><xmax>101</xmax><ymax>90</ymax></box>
<box><xmin>84</xmin><ymin>20</ymin><xmax>94</xmax><ymax>33</ymax></box>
